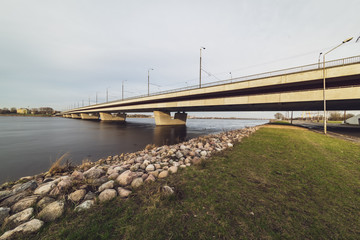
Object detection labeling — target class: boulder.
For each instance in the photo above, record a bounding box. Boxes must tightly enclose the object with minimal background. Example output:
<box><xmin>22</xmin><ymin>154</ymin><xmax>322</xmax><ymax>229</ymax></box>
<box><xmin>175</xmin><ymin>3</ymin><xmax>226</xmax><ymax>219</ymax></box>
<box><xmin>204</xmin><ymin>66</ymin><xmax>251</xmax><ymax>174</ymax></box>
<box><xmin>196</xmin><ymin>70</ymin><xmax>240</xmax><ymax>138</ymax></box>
<box><xmin>71</xmin><ymin>170</ymin><xmax>84</xmax><ymax>180</ymax></box>
<box><xmin>131</xmin><ymin>178</ymin><xmax>143</xmax><ymax>189</ymax></box>
<box><xmin>84</xmin><ymin>191</ymin><xmax>96</xmax><ymax>201</ymax></box>
<box><xmin>145</xmin><ymin>164</ymin><xmax>155</xmax><ymax>172</ymax></box>
<box><xmin>98</xmin><ymin>189</ymin><xmax>117</xmax><ymax>202</ymax></box>
<box><xmin>4</xmin><ymin>208</ymin><xmax>34</xmax><ymax>228</ymax></box>
<box><xmin>74</xmin><ymin>200</ymin><xmax>95</xmax><ymax>212</ymax></box>
<box><xmin>161</xmin><ymin>186</ymin><xmax>174</xmax><ymax>196</ymax></box>
<box><xmin>145</xmin><ymin>174</ymin><xmax>156</xmax><ymax>183</ymax></box>
<box><xmin>0</xmin><ymin>219</ymin><xmax>44</xmax><ymax>240</ymax></box>
<box><xmin>11</xmin><ymin>195</ymin><xmax>39</xmax><ymax>213</ymax></box>
<box><xmin>116</xmin><ymin>170</ymin><xmax>137</xmax><ymax>187</ymax></box>
<box><xmin>0</xmin><ymin>207</ymin><xmax>10</xmax><ymax>226</ymax></box>
<box><xmin>11</xmin><ymin>181</ymin><xmax>37</xmax><ymax>195</ymax></box>
<box><xmin>0</xmin><ymin>191</ymin><xmax>11</xmax><ymax>202</ymax></box>
<box><xmin>92</xmin><ymin>176</ymin><xmax>109</xmax><ymax>187</ymax></box>
<box><xmin>57</xmin><ymin>179</ymin><xmax>73</xmax><ymax>191</ymax></box>
<box><xmin>117</xmin><ymin>187</ymin><xmax>132</xmax><ymax>198</ymax></box>
<box><xmin>36</xmin><ymin>197</ymin><xmax>55</xmax><ymax>210</ymax></box>
<box><xmin>38</xmin><ymin>201</ymin><xmax>64</xmax><ymax>222</ymax></box>
<box><xmin>158</xmin><ymin>171</ymin><xmax>169</xmax><ymax>179</ymax></box>
<box><xmin>98</xmin><ymin>180</ymin><xmax>114</xmax><ymax>192</ymax></box>
<box><xmin>108</xmin><ymin>172</ymin><xmax>119</xmax><ymax>180</ymax></box>
<box><xmin>169</xmin><ymin>166</ymin><xmax>178</xmax><ymax>174</ymax></box>
<box><xmin>0</xmin><ymin>191</ymin><xmax>30</xmax><ymax>208</ymax></box>
<box><xmin>33</xmin><ymin>181</ymin><xmax>56</xmax><ymax>195</ymax></box>
<box><xmin>68</xmin><ymin>189</ymin><xmax>86</xmax><ymax>202</ymax></box>
<box><xmin>83</xmin><ymin>167</ymin><xmax>105</xmax><ymax>179</ymax></box>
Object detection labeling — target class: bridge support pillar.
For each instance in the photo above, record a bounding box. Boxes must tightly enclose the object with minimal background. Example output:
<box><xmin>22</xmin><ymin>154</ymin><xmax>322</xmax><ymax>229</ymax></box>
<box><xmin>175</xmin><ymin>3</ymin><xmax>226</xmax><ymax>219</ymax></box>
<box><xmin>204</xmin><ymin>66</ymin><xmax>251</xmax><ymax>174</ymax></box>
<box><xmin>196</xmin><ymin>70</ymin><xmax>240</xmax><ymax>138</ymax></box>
<box><xmin>71</xmin><ymin>114</ymin><xmax>81</xmax><ymax>119</ymax></box>
<box><xmin>80</xmin><ymin>113</ymin><xmax>99</xmax><ymax>120</ymax></box>
<box><xmin>99</xmin><ymin>112</ymin><xmax>126</xmax><ymax>122</ymax></box>
<box><xmin>154</xmin><ymin>111</ymin><xmax>187</xmax><ymax>126</ymax></box>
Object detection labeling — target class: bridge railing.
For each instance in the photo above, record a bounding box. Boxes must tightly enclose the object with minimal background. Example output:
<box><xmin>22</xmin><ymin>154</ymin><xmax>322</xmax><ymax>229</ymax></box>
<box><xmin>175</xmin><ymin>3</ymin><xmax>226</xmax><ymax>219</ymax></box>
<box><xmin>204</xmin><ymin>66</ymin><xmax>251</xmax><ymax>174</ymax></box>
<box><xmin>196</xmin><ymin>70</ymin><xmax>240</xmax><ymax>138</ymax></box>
<box><xmin>65</xmin><ymin>55</ymin><xmax>360</xmax><ymax>112</ymax></box>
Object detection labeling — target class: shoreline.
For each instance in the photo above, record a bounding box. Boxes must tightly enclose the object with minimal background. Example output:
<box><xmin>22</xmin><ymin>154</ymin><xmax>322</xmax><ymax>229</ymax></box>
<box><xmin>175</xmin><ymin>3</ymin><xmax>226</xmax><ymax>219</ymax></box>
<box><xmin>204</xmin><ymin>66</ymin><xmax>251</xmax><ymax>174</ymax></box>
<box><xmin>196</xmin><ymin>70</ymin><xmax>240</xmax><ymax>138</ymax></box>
<box><xmin>0</xmin><ymin>126</ymin><xmax>258</xmax><ymax>238</ymax></box>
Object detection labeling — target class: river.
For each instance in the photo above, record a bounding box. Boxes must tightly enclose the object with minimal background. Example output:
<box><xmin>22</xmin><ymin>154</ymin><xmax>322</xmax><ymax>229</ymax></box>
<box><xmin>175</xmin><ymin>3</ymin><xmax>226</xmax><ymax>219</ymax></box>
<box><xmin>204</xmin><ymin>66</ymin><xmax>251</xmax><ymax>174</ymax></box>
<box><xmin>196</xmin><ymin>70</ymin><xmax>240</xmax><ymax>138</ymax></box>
<box><xmin>0</xmin><ymin>116</ymin><xmax>268</xmax><ymax>184</ymax></box>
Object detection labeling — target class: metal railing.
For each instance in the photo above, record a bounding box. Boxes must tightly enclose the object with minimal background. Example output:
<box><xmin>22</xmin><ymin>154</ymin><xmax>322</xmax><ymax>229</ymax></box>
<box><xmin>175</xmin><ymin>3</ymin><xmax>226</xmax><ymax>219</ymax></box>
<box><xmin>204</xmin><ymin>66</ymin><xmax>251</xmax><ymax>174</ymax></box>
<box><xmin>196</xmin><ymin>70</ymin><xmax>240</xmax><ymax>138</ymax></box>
<box><xmin>66</xmin><ymin>55</ymin><xmax>360</xmax><ymax>112</ymax></box>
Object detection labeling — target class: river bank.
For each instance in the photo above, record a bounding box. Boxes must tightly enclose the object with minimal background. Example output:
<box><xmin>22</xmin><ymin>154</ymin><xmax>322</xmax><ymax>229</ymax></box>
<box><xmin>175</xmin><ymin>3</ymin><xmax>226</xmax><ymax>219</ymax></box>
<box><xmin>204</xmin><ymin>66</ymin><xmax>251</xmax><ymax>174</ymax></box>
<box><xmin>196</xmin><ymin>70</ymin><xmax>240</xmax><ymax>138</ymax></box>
<box><xmin>0</xmin><ymin>126</ymin><xmax>258</xmax><ymax>239</ymax></box>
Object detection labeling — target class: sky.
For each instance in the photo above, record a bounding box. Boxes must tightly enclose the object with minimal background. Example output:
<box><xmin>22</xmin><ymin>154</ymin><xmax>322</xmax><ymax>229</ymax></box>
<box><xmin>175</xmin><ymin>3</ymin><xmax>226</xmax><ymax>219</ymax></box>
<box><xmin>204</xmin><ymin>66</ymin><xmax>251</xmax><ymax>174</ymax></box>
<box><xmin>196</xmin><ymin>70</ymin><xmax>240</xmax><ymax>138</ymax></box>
<box><xmin>0</xmin><ymin>0</ymin><xmax>359</xmax><ymax>118</ymax></box>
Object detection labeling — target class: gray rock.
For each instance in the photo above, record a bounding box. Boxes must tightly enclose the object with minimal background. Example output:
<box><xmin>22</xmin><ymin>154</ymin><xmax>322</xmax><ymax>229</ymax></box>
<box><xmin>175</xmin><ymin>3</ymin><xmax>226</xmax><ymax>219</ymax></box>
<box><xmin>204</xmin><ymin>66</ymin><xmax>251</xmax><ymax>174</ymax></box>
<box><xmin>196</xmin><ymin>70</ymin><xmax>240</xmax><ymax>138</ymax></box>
<box><xmin>108</xmin><ymin>172</ymin><xmax>119</xmax><ymax>180</ymax></box>
<box><xmin>116</xmin><ymin>170</ymin><xmax>137</xmax><ymax>187</ymax></box>
<box><xmin>11</xmin><ymin>181</ymin><xmax>37</xmax><ymax>195</ymax></box>
<box><xmin>11</xmin><ymin>195</ymin><xmax>39</xmax><ymax>213</ymax></box>
<box><xmin>175</xmin><ymin>151</ymin><xmax>183</xmax><ymax>159</ymax></box>
<box><xmin>117</xmin><ymin>187</ymin><xmax>132</xmax><ymax>198</ymax></box>
<box><xmin>38</xmin><ymin>201</ymin><xmax>65</xmax><ymax>222</ymax></box>
<box><xmin>145</xmin><ymin>164</ymin><xmax>155</xmax><ymax>172</ymax></box>
<box><xmin>83</xmin><ymin>167</ymin><xmax>105</xmax><ymax>179</ymax></box>
<box><xmin>84</xmin><ymin>191</ymin><xmax>96</xmax><ymax>201</ymax></box>
<box><xmin>0</xmin><ymin>191</ymin><xmax>12</xmax><ymax>202</ymax></box>
<box><xmin>36</xmin><ymin>197</ymin><xmax>55</xmax><ymax>210</ymax></box>
<box><xmin>4</xmin><ymin>208</ymin><xmax>34</xmax><ymax>228</ymax></box>
<box><xmin>131</xmin><ymin>178</ymin><xmax>143</xmax><ymax>189</ymax></box>
<box><xmin>68</xmin><ymin>189</ymin><xmax>86</xmax><ymax>202</ymax></box>
<box><xmin>158</xmin><ymin>170</ymin><xmax>169</xmax><ymax>179</ymax></box>
<box><xmin>74</xmin><ymin>200</ymin><xmax>95</xmax><ymax>212</ymax></box>
<box><xmin>0</xmin><ymin>207</ymin><xmax>10</xmax><ymax>226</ymax></box>
<box><xmin>98</xmin><ymin>180</ymin><xmax>114</xmax><ymax>192</ymax></box>
<box><xmin>92</xmin><ymin>176</ymin><xmax>109</xmax><ymax>187</ymax></box>
<box><xmin>98</xmin><ymin>189</ymin><xmax>117</xmax><ymax>202</ymax></box>
<box><xmin>0</xmin><ymin>219</ymin><xmax>44</xmax><ymax>240</ymax></box>
<box><xmin>0</xmin><ymin>191</ymin><xmax>30</xmax><ymax>208</ymax></box>
<box><xmin>161</xmin><ymin>186</ymin><xmax>174</xmax><ymax>196</ymax></box>
<box><xmin>57</xmin><ymin>179</ymin><xmax>72</xmax><ymax>191</ymax></box>
<box><xmin>145</xmin><ymin>174</ymin><xmax>156</xmax><ymax>183</ymax></box>
<box><xmin>33</xmin><ymin>181</ymin><xmax>56</xmax><ymax>195</ymax></box>
<box><xmin>71</xmin><ymin>170</ymin><xmax>84</xmax><ymax>180</ymax></box>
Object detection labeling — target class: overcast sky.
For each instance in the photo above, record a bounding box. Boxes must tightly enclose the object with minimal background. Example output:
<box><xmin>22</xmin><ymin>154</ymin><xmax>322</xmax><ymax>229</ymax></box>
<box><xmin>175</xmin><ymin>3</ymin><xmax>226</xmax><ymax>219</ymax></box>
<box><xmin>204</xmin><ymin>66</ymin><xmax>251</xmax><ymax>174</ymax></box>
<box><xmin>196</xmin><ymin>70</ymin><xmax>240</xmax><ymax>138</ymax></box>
<box><xmin>0</xmin><ymin>0</ymin><xmax>359</xmax><ymax>118</ymax></box>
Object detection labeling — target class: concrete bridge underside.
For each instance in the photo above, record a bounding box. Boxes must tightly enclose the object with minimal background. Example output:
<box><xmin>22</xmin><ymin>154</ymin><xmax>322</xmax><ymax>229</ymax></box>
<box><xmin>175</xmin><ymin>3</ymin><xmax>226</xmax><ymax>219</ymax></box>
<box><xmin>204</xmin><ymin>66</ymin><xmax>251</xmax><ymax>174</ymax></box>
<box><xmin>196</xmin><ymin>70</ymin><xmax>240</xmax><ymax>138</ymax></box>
<box><xmin>62</xmin><ymin>58</ymin><xmax>360</xmax><ymax>125</ymax></box>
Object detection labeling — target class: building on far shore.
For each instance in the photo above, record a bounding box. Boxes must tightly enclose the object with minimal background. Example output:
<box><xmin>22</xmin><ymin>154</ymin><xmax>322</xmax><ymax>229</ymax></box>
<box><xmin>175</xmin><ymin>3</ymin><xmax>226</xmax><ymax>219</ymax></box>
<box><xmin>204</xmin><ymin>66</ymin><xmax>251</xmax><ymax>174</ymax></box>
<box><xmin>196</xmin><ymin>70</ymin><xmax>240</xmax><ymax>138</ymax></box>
<box><xmin>344</xmin><ymin>114</ymin><xmax>360</xmax><ymax>125</ymax></box>
<box><xmin>17</xmin><ymin>108</ymin><xmax>29</xmax><ymax>114</ymax></box>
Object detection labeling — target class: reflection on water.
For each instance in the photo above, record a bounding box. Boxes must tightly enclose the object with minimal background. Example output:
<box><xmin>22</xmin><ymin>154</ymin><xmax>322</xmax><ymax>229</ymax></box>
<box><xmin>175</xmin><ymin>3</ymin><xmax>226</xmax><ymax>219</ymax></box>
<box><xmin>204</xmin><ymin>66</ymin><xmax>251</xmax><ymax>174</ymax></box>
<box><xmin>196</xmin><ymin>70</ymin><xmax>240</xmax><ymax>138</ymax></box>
<box><xmin>153</xmin><ymin>125</ymin><xmax>187</xmax><ymax>146</ymax></box>
<box><xmin>0</xmin><ymin>117</ymin><xmax>268</xmax><ymax>184</ymax></box>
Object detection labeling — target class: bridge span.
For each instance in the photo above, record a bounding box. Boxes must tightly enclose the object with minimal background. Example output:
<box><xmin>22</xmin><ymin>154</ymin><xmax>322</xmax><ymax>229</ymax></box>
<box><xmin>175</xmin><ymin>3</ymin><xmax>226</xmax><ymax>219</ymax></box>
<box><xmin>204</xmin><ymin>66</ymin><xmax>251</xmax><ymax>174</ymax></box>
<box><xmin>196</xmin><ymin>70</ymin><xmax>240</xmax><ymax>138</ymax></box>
<box><xmin>62</xmin><ymin>55</ymin><xmax>360</xmax><ymax>125</ymax></box>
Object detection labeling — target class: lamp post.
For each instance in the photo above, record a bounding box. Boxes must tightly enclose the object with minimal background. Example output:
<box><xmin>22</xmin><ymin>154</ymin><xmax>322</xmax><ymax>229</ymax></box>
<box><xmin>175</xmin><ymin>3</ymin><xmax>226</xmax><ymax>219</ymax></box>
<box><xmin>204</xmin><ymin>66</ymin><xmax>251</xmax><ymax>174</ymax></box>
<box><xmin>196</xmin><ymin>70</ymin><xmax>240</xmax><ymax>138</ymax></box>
<box><xmin>199</xmin><ymin>47</ymin><xmax>205</xmax><ymax>88</ymax></box>
<box><xmin>318</xmin><ymin>52</ymin><xmax>322</xmax><ymax>68</ymax></box>
<box><xmin>322</xmin><ymin>37</ymin><xmax>353</xmax><ymax>134</ymax></box>
<box><xmin>148</xmin><ymin>68</ymin><xmax>154</xmax><ymax>96</ymax></box>
<box><xmin>106</xmin><ymin>88</ymin><xmax>109</xmax><ymax>102</ymax></box>
<box><xmin>122</xmin><ymin>80</ymin><xmax>127</xmax><ymax>101</ymax></box>
<box><xmin>229</xmin><ymin>72</ymin><xmax>233</xmax><ymax>82</ymax></box>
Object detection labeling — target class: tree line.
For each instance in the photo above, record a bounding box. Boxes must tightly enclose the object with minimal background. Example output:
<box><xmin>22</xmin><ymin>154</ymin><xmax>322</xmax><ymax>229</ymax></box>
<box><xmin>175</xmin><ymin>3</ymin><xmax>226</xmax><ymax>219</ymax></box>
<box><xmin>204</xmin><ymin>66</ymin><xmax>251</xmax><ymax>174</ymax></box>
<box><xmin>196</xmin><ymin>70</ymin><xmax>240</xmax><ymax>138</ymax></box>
<box><xmin>275</xmin><ymin>112</ymin><xmax>355</xmax><ymax>121</ymax></box>
<box><xmin>0</xmin><ymin>107</ymin><xmax>56</xmax><ymax>115</ymax></box>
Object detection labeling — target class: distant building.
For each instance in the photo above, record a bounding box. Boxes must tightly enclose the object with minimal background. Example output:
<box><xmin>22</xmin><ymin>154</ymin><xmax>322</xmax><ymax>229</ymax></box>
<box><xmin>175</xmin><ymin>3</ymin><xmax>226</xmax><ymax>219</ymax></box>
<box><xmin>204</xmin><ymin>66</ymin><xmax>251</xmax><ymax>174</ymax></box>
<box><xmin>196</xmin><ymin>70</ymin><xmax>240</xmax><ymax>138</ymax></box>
<box><xmin>17</xmin><ymin>108</ymin><xmax>29</xmax><ymax>114</ymax></box>
<box><xmin>344</xmin><ymin>114</ymin><xmax>360</xmax><ymax>125</ymax></box>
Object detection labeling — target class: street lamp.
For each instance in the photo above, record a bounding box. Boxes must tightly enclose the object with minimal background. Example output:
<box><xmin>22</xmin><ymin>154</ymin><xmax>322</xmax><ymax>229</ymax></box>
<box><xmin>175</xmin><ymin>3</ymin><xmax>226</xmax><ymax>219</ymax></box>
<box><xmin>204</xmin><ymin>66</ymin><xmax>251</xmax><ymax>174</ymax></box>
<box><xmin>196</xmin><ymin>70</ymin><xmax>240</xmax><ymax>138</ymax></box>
<box><xmin>229</xmin><ymin>72</ymin><xmax>233</xmax><ymax>82</ymax></box>
<box><xmin>148</xmin><ymin>68</ymin><xmax>154</xmax><ymax>96</ymax></box>
<box><xmin>106</xmin><ymin>88</ymin><xmax>109</xmax><ymax>102</ymax></box>
<box><xmin>199</xmin><ymin>47</ymin><xmax>205</xmax><ymax>88</ymax></box>
<box><xmin>318</xmin><ymin>52</ymin><xmax>322</xmax><ymax>68</ymax></box>
<box><xmin>322</xmin><ymin>37</ymin><xmax>353</xmax><ymax>134</ymax></box>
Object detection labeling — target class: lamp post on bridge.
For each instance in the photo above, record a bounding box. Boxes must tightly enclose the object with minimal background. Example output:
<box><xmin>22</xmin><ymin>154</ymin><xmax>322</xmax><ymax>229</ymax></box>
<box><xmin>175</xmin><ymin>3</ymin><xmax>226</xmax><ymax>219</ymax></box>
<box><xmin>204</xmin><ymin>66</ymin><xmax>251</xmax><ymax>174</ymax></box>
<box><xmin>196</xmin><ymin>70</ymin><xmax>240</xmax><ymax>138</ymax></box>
<box><xmin>322</xmin><ymin>36</ymin><xmax>353</xmax><ymax>135</ymax></box>
<box><xmin>318</xmin><ymin>52</ymin><xmax>322</xmax><ymax>69</ymax></box>
<box><xmin>148</xmin><ymin>68</ymin><xmax>154</xmax><ymax>96</ymax></box>
<box><xmin>199</xmin><ymin>47</ymin><xmax>205</xmax><ymax>88</ymax></box>
<box><xmin>122</xmin><ymin>80</ymin><xmax>127</xmax><ymax>101</ymax></box>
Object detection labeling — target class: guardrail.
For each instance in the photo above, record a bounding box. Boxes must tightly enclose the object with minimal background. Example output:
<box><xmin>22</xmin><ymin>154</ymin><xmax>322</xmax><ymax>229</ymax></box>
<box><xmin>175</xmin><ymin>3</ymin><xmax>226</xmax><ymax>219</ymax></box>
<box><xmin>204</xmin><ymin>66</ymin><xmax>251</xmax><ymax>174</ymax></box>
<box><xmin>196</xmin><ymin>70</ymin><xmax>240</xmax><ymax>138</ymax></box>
<box><xmin>65</xmin><ymin>55</ymin><xmax>360</xmax><ymax>112</ymax></box>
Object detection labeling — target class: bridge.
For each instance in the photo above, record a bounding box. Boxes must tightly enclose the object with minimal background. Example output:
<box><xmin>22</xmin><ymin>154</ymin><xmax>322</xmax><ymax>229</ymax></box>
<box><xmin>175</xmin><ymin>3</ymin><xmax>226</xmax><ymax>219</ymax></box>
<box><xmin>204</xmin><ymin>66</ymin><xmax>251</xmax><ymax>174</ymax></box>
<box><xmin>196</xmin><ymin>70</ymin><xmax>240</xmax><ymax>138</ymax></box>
<box><xmin>62</xmin><ymin>55</ymin><xmax>360</xmax><ymax>126</ymax></box>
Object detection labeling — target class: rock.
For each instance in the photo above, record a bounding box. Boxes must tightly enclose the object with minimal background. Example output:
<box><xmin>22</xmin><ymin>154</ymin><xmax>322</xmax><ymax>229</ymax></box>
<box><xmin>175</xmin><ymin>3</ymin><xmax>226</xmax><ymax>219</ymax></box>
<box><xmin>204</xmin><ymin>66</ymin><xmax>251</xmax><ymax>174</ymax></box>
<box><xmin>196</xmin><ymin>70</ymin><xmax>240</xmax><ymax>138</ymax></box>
<box><xmin>33</xmin><ymin>181</ymin><xmax>56</xmax><ymax>195</ymax></box>
<box><xmin>4</xmin><ymin>208</ymin><xmax>34</xmax><ymax>228</ymax></box>
<box><xmin>0</xmin><ymin>191</ymin><xmax>12</xmax><ymax>202</ymax></box>
<box><xmin>71</xmin><ymin>170</ymin><xmax>84</xmax><ymax>180</ymax></box>
<box><xmin>158</xmin><ymin>171</ymin><xmax>169</xmax><ymax>179</ymax></box>
<box><xmin>227</xmin><ymin>143</ymin><xmax>233</xmax><ymax>147</ymax></box>
<box><xmin>169</xmin><ymin>166</ymin><xmax>178</xmax><ymax>174</ymax></box>
<box><xmin>130</xmin><ymin>164</ymin><xmax>139</xmax><ymax>172</ymax></box>
<box><xmin>141</xmin><ymin>174</ymin><xmax>149</xmax><ymax>180</ymax></box>
<box><xmin>145</xmin><ymin>164</ymin><xmax>155</xmax><ymax>172</ymax></box>
<box><xmin>0</xmin><ymin>207</ymin><xmax>10</xmax><ymax>226</ymax></box>
<box><xmin>200</xmin><ymin>151</ymin><xmax>207</xmax><ymax>157</ymax></box>
<box><xmin>149</xmin><ymin>171</ymin><xmax>159</xmax><ymax>178</ymax></box>
<box><xmin>98</xmin><ymin>189</ymin><xmax>117</xmax><ymax>202</ymax></box>
<box><xmin>83</xmin><ymin>167</ymin><xmax>105</xmax><ymax>179</ymax></box>
<box><xmin>161</xmin><ymin>186</ymin><xmax>174</xmax><ymax>196</ymax></box>
<box><xmin>116</xmin><ymin>170</ymin><xmax>137</xmax><ymax>187</ymax></box>
<box><xmin>180</xmin><ymin>164</ymin><xmax>187</xmax><ymax>168</ymax></box>
<box><xmin>68</xmin><ymin>189</ymin><xmax>86</xmax><ymax>202</ymax></box>
<box><xmin>36</xmin><ymin>197</ymin><xmax>55</xmax><ymax>210</ymax></box>
<box><xmin>84</xmin><ymin>191</ymin><xmax>96</xmax><ymax>201</ymax></box>
<box><xmin>175</xmin><ymin>151</ymin><xmax>183</xmax><ymax>159</ymax></box>
<box><xmin>108</xmin><ymin>172</ymin><xmax>119</xmax><ymax>180</ymax></box>
<box><xmin>11</xmin><ymin>195</ymin><xmax>39</xmax><ymax>213</ymax></box>
<box><xmin>180</xmin><ymin>145</ymin><xmax>187</xmax><ymax>150</ymax></box>
<box><xmin>154</xmin><ymin>163</ymin><xmax>161</xmax><ymax>169</ymax></box>
<box><xmin>191</xmin><ymin>157</ymin><xmax>202</xmax><ymax>165</ymax></box>
<box><xmin>145</xmin><ymin>174</ymin><xmax>156</xmax><ymax>183</ymax></box>
<box><xmin>38</xmin><ymin>201</ymin><xmax>65</xmax><ymax>222</ymax></box>
<box><xmin>117</xmin><ymin>187</ymin><xmax>132</xmax><ymax>198</ymax></box>
<box><xmin>74</xmin><ymin>200</ymin><xmax>95</xmax><ymax>212</ymax></box>
<box><xmin>11</xmin><ymin>180</ymin><xmax>37</xmax><ymax>195</ymax></box>
<box><xmin>131</xmin><ymin>178</ymin><xmax>143</xmax><ymax>189</ymax></box>
<box><xmin>98</xmin><ymin>180</ymin><xmax>114</xmax><ymax>192</ymax></box>
<box><xmin>0</xmin><ymin>191</ymin><xmax>30</xmax><ymax>208</ymax></box>
<box><xmin>92</xmin><ymin>176</ymin><xmax>109</xmax><ymax>187</ymax></box>
<box><xmin>0</xmin><ymin>219</ymin><xmax>44</xmax><ymax>240</ymax></box>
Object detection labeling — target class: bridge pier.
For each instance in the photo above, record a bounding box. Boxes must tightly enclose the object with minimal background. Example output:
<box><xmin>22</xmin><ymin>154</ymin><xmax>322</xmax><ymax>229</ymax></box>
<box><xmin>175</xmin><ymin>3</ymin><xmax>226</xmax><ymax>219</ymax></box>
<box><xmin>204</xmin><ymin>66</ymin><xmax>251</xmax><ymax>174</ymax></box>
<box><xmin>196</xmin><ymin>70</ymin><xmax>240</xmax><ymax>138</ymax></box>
<box><xmin>99</xmin><ymin>112</ymin><xmax>126</xmax><ymax>122</ymax></box>
<box><xmin>80</xmin><ymin>113</ymin><xmax>99</xmax><ymax>120</ymax></box>
<box><xmin>71</xmin><ymin>114</ymin><xmax>81</xmax><ymax>119</ymax></box>
<box><xmin>154</xmin><ymin>111</ymin><xmax>187</xmax><ymax>126</ymax></box>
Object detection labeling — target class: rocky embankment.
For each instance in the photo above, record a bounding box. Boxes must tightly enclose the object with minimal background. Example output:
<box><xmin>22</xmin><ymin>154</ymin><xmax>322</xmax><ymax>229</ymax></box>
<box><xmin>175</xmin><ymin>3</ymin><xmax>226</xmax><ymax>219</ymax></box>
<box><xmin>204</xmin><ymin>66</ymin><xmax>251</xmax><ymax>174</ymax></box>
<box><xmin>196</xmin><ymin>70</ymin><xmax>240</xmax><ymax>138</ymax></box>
<box><xmin>0</xmin><ymin>127</ymin><xmax>257</xmax><ymax>239</ymax></box>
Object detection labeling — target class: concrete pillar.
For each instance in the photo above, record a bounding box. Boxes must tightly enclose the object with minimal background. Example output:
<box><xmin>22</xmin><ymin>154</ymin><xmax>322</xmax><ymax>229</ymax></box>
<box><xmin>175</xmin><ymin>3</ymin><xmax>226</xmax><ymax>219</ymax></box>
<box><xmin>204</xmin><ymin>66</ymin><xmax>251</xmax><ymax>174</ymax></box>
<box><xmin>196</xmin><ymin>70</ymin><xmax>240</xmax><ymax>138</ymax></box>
<box><xmin>80</xmin><ymin>113</ymin><xmax>99</xmax><ymax>120</ymax></box>
<box><xmin>99</xmin><ymin>112</ymin><xmax>126</xmax><ymax>122</ymax></box>
<box><xmin>154</xmin><ymin>111</ymin><xmax>187</xmax><ymax>126</ymax></box>
<box><xmin>71</xmin><ymin>114</ymin><xmax>81</xmax><ymax>119</ymax></box>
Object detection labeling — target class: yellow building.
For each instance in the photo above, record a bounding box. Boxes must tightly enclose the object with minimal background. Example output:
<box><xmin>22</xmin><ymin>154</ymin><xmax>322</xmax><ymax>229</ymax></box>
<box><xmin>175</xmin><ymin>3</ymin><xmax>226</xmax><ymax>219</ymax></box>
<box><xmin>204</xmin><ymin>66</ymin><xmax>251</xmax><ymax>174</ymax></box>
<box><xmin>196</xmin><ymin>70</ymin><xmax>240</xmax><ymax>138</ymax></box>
<box><xmin>17</xmin><ymin>108</ymin><xmax>29</xmax><ymax>114</ymax></box>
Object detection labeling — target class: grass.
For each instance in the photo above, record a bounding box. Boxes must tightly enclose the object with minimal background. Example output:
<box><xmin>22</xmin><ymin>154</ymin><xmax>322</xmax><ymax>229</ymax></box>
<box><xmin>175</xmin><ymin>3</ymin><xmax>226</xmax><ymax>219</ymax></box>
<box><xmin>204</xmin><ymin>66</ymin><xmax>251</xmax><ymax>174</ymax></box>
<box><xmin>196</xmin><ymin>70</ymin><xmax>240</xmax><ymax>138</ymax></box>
<box><xmin>48</xmin><ymin>153</ymin><xmax>73</xmax><ymax>175</ymax></box>
<box><xmin>22</xmin><ymin>126</ymin><xmax>360</xmax><ymax>239</ymax></box>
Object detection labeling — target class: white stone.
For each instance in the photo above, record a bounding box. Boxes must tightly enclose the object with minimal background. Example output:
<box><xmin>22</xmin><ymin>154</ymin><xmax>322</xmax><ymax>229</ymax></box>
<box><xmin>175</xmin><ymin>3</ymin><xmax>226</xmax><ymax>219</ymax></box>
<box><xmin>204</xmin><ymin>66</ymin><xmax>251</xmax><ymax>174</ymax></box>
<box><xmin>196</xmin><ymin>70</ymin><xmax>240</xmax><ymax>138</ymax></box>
<box><xmin>158</xmin><ymin>170</ymin><xmax>169</xmax><ymax>179</ymax></box>
<box><xmin>0</xmin><ymin>207</ymin><xmax>10</xmax><ymax>225</ymax></box>
<box><xmin>98</xmin><ymin>180</ymin><xmax>114</xmax><ymax>192</ymax></box>
<box><xmin>227</xmin><ymin>143</ymin><xmax>233</xmax><ymax>148</ymax></box>
<box><xmin>34</xmin><ymin>181</ymin><xmax>56</xmax><ymax>195</ymax></box>
<box><xmin>145</xmin><ymin>164</ymin><xmax>155</xmax><ymax>172</ymax></box>
<box><xmin>117</xmin><ymin>187</ymin><xmax>132</xmax><ymax>198</ymax></box>
<box><xmin>200</xmin><ymin>151</ymin><xmax>207</xmax><ymax>157</ymax></box>
<box><xmin>0</xmin><ymin>219</ymin><xmax>44</xmax><ymax>240</ymax></box>
<box><xmin>5</xmin><ymin>208</ymin><xmax>34</xmax><ymax>227</ymax></box>
<box><xmin>98</xmin><ymin>189</ymin><xmax>117</xmax><ymax>202</ymax></box>
<box><xmin>74</xmin><ymin>200</ymin><xmax>95</xmax><ymax>212</ymax></box>
<box><xmin>131</xmin><ymin>178</ymin><xmax>143</xmax><ymax>189</ymax></box>
<box><xmin>68</xmin><ymin>189</ymin><xmax>86</xmax><ymax>202</ymax></box>
<box><xmin>11</xmin><ymin>195</ymin><xmax>39</xmax><ymax>213</ymax></box>
<box><xmin>169</xmin><ymin>166</ymin><xmax>178</xmax><ymax>174</ymax></box>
